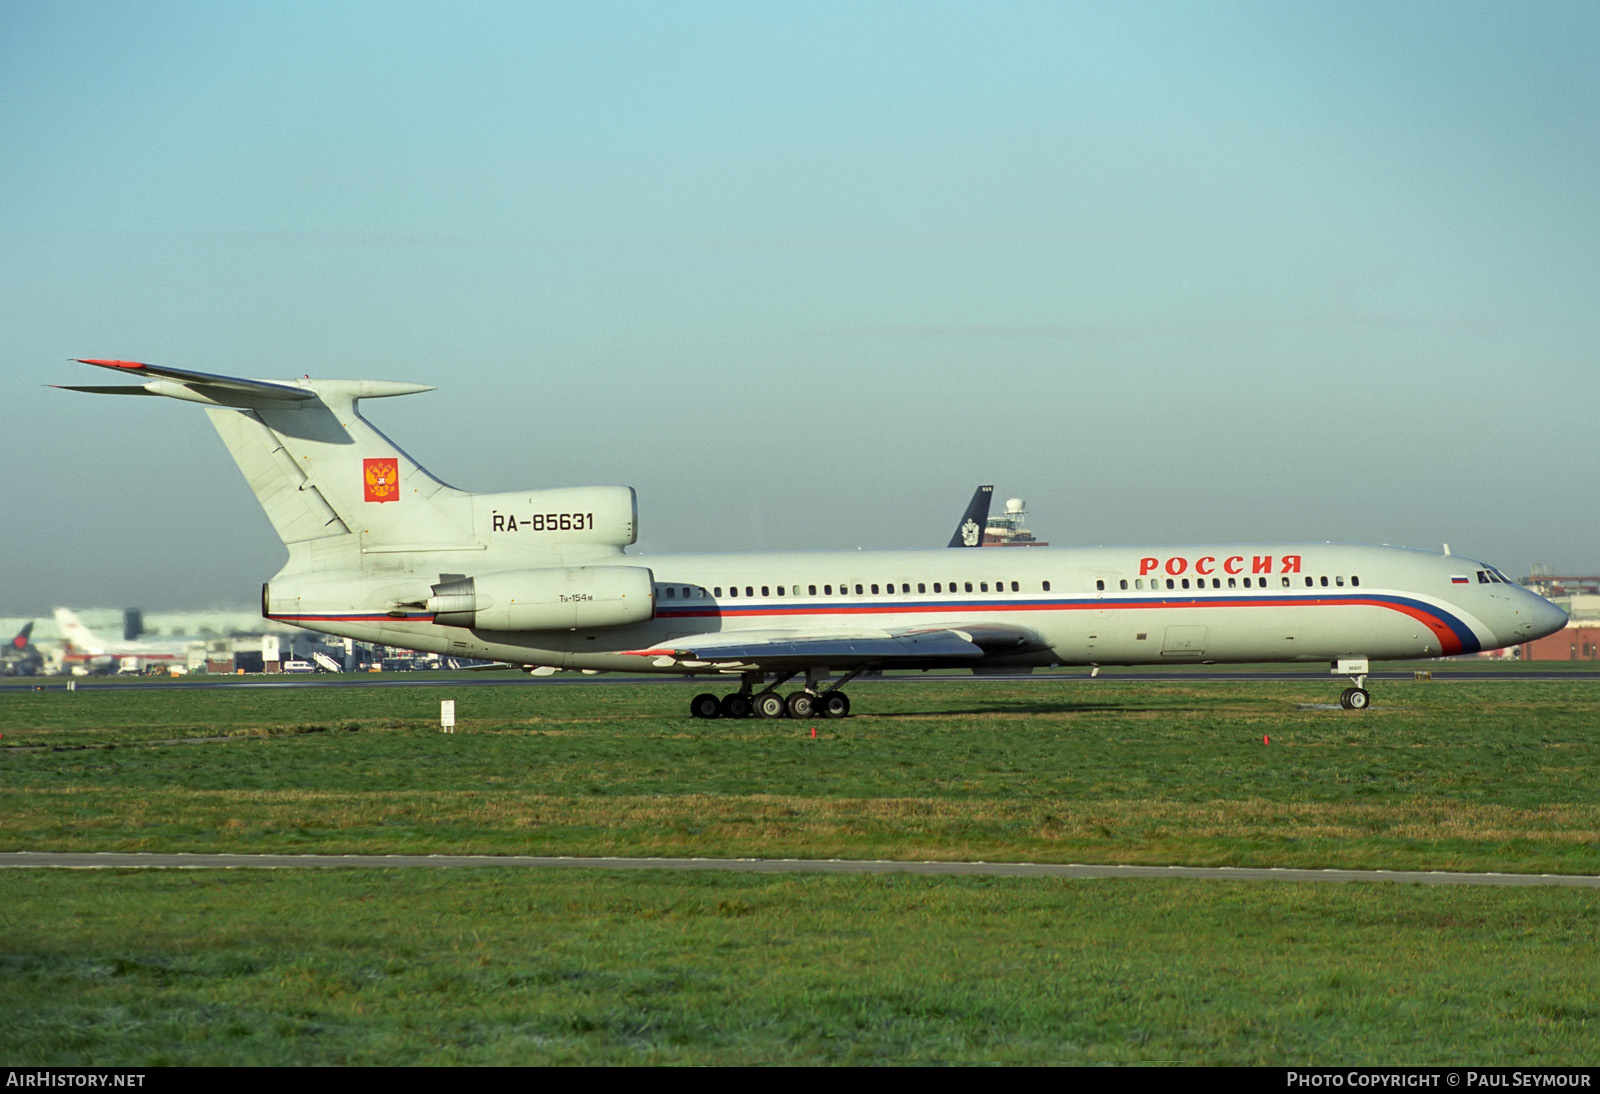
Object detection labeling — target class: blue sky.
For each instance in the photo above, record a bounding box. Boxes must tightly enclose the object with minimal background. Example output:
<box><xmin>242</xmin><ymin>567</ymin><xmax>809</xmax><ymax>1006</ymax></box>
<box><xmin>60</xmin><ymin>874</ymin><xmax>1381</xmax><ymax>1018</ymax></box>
<box><xmin>3</xmin><ymin>1</ymin><xmax>1596</xmax><ymax>613</ymax></box>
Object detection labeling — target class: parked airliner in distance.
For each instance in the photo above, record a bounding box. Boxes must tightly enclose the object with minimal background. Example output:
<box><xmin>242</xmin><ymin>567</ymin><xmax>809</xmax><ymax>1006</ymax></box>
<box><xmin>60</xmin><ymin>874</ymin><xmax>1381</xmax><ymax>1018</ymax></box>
<box><xmin>1</xmin><ymin>622</ymin><xmax>44</xmax><ymax>677</ymax></box>
<box><xmin>60</xmin><ymin>359</ymin><xmax>1568</xmax><ymax>717</ymax></box>
<box><xmin>53</xmin><ymin>608</ymin><xmax>186</xmax><ymax>675</ymax></box>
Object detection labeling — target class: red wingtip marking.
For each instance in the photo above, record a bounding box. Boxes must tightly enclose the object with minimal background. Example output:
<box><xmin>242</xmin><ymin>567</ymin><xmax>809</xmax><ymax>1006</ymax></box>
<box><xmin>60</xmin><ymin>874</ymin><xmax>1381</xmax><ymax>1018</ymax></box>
<box><xmin>76</xmin><ymin>359</ymin><xmax>148</xmax><ymax>370</ymax></box>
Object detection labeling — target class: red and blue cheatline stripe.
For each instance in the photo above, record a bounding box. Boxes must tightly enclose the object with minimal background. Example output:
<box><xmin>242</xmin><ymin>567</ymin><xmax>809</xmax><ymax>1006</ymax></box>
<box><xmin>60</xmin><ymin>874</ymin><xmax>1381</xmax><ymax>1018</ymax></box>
<box><xmin>655</xmin><ymin>592</ymin><xmax>1483</xmax><ymax>656</ymax></box>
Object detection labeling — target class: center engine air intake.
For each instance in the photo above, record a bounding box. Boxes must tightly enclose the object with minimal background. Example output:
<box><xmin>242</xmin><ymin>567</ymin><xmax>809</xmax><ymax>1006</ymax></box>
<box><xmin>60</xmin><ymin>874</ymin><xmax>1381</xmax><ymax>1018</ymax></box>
<box><xmin>426</xmin><ymin>567</ymin><xmax>655</xmax><ymax>631</ymax></box>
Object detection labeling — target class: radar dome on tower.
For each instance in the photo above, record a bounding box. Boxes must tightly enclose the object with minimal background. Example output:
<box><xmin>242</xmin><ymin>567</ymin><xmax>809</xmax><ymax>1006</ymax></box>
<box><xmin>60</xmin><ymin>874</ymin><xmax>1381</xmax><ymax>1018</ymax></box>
<box><xmin>984</xmin><ymin>496</ymin><xmax>1047</xmax><ymax>547</ymax></box>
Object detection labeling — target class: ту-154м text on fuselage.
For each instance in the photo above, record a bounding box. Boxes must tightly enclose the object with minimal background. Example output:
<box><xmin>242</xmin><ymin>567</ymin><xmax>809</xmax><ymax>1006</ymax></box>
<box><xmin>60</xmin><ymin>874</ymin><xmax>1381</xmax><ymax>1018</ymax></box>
<box><xmin>59</xmin><ymin>359</ymin><xmax>1568</xmax><ymax>717</ymax></box>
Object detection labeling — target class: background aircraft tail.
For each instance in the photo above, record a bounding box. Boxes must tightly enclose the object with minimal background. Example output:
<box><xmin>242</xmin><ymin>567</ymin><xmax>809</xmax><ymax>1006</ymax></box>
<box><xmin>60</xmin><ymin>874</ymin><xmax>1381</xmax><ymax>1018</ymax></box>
<box><xmin>948</xmin><ymin>485</ymin><xmax>994</xmax><ymax>547</ymax></box>
<box><xmin>52</xmin><ymin>608</ymin><xmax>103</xmax><ymax>654</ymax></box>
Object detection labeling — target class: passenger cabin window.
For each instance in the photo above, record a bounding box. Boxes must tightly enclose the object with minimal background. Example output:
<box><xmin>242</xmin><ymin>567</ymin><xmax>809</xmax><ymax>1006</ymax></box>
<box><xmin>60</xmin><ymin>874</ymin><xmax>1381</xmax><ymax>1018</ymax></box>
<box><xmin>1351</xmin><ymin>576</ymin><xmax>1360</xmax><ymax>587</ymax></box>
<box><xmin>663</xmin><ymin>587</ymin><xmax>674</xmax><ymax>598</ymax></box>
<box><xmin>1096</xmin><ymin>579</ymin><xmax>1105</xmax><ymax>591</ymax></box>
<box><xmin>1042</xmin><ymin>581</ymin><xmax>1051</xmax><ymax>592</ymax></box>
<box><xmin>714</xmin><ymin>587</ymin><xmax>723</xmax><ymax>597</ymax></box>
<box><xmin>1119</xmin><ymin>579</ymin><xmax>1128</xmax><ymax>590</ymax></box>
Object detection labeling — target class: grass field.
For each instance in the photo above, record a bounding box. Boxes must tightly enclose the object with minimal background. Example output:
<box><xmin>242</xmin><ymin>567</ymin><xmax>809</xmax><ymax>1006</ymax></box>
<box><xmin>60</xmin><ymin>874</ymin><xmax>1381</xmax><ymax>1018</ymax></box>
<box><xmin>2</xmin><ymin>675</ymin><xmax>1596</xmax><ymax>1064</ymax></box>
<box><xmin>3</xmin><ymin>676</ymin><xmax>1597</xmax><ymax>871</ymax></box>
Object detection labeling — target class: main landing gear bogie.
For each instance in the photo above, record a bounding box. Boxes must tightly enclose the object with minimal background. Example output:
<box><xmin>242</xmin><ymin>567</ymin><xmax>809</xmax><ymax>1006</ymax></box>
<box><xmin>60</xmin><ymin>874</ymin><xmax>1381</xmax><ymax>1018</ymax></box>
<box><xmin>689</xmin><ymin>690</ymin><xmax>851</xmax><ymax>719</ymax></box>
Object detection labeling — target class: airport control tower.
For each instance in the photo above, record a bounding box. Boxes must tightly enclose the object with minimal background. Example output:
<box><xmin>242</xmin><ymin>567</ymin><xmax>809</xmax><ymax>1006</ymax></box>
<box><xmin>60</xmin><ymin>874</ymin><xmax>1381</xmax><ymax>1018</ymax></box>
<box><xmin>982</xmin><ymin>497</ymin><xmax>1048</xmax><ymax>547</ymax></box>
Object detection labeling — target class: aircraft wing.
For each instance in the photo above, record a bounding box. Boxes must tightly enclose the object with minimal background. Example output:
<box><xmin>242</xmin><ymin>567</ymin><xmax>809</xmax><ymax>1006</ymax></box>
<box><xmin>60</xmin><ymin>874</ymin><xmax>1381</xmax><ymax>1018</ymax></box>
<box><xmin>633</xmin><ymin>621</ymin><xmax>1041</xmax><ymax>668</ymax></box>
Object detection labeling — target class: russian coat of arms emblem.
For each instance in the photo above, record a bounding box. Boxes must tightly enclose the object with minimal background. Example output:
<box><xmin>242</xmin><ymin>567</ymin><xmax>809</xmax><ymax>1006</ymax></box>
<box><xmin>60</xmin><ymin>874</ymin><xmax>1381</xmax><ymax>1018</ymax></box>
<box><xmin>363</xmin><ymin>458</ymin><xmax>399</xmax><ymax>503</ymax></box>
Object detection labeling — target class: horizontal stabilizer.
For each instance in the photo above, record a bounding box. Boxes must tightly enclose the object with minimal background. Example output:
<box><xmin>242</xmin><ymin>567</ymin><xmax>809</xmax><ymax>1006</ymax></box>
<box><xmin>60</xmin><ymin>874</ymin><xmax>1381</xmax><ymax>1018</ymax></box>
<box><xmin>73</xmin><ymin>359</ymin><xmax>316</xmax><ymax>401</ymax></box>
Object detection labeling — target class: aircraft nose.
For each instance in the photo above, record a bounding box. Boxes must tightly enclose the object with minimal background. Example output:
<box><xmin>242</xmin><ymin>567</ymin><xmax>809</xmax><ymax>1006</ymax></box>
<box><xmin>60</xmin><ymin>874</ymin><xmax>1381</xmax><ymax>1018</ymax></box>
<box><xmin>1527</xmin><ymin>593</ymin><xmax>1569</xmax><ymax>641</ymax></box>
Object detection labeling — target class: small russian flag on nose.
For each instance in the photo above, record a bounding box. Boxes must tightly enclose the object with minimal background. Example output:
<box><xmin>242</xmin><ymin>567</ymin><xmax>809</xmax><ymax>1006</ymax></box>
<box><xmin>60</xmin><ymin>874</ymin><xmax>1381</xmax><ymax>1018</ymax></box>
<box><xmin>1450</xmin><ymin>575</ymin><xmax>1469</xmax><ymax>584</ymax></box>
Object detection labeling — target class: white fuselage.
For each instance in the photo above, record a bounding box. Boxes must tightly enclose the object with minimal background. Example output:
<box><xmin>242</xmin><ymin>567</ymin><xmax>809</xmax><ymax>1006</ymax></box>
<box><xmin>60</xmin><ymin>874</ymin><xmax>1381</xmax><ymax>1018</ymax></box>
<box><xmin>265</xmin><ymin>542</ymin><xmax>1566</xmax><ymax>673</ymax></box>
<box><xmin>62</xmin><ymin>361</ymin><xmax>1569</xmax><ymax>688</ymax></box>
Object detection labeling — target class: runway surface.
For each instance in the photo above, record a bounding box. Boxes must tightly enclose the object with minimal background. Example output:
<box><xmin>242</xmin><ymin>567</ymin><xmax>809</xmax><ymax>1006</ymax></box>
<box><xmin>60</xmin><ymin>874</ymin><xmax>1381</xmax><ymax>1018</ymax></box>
<box><xmin>4</xmin><ymin>851</ymin><xmax>1597</xmax><ymax>888</ymax></box>
<box><xmin>5</xmin><ymin>668</ymin><xmax>1597</xmax><ymax>693</ymax></box>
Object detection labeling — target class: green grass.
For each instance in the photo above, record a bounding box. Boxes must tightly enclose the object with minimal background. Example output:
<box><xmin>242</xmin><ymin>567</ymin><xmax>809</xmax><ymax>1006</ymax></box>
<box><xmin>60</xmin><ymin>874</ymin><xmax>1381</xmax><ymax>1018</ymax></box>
<box><xmin>2</xmin><ymin>678</ymin><xmax>1597</xmax><ymax>872</ymax></box>
<box><xmin>3</xmin><ymin>677</ymin><xmax>1597</xmax><ymax>1064</ymax></box>
<box><xmin>4</xmin><ymin>868</ymin><xmax>1595</xmax><ymax>1065</ymax></box>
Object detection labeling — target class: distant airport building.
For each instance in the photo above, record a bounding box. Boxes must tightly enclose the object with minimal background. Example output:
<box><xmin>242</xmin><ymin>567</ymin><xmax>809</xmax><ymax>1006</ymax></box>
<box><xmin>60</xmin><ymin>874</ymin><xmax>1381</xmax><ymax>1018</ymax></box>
<box><xmin>1518</xmin><ymin>568</ymin><xmax>1600</xmax><ymax>660</ymax></box>
<box><xmin>982</xmin><ymin>498</ymin><xmax>1048</xmax><ymax>547</ymax></box>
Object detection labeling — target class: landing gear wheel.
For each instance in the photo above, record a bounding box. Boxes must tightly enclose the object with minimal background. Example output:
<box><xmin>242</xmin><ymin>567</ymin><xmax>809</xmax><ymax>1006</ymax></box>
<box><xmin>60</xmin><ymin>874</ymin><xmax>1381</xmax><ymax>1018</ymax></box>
<box><xmin>719</xmin><ymin>693</ymin><xmax>753</xmax><ymax>719</ymax></box>
<box><xmin>1340</xmin><ymin>687</ymin><xmax>1370</xmax><ymax>710</ymax></box>
<box><xmin>785</xmin><ymin>691</ymin><xmax>816</xmax><ymax>719</ymax></box>
<box><xmin>817</xmin><ymin>691</ymin><xmax>851</xmax><ymax>719</ymax></box>
<box><xmin>753</xmin><ymin>692</ymin><xmax>787</xmax><ymax>719</ymax></box>
<box><xmin>690</xmin><ymin>693</ymin><xmax>722</xmax><ymax>719</ymax></box>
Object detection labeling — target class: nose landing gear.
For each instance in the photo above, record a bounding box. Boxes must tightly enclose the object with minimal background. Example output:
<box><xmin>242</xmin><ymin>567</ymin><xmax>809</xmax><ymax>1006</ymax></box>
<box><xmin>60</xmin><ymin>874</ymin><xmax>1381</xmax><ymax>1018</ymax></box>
<box><xmin>1333</xmin><ymin>658</ymin><xmax>1370</xmax><ymax>710</ymax></box>
<box><xmin>1339</xmin><ymin>686</ymin><xmax>1370</xmax><ymax>710</ymax></box>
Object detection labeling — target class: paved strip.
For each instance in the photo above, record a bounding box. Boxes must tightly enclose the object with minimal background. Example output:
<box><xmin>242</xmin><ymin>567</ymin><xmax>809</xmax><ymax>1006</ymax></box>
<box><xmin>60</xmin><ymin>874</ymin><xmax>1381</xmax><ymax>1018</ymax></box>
<box><xmin>3</xmin><ymin>851</ymin><xmax>1596</xmax><ymax>888</ymax></box>
<box><xmin>6</xmin><ymin>669</ymin><xmax>1597</xmax><ymax>693</ymax></box>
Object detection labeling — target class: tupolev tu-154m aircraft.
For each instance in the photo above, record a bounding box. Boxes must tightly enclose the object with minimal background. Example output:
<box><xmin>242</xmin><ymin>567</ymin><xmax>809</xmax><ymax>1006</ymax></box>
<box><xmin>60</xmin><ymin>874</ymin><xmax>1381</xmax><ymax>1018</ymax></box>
<box><xmin>60</xmin><ymin>358</ymin><xmax>1568</xmax><ymax>717</ymax></box>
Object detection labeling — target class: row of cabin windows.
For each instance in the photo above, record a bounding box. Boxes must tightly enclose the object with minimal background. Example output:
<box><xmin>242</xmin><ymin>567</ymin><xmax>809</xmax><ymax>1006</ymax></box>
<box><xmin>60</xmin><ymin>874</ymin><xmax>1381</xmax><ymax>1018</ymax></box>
<box><xmin>1095</xmin><ymin>576</ymin><xmax>1362</xmax><ymax>591</ymax></box>
<box><xmin>657</xmin><ymin>580</ymin><xmax>1049</xmax><ymax>600</ymax></box>
<box><xmin>658</xmin><ymin>574</ymin><xmax>1372</xmax><ymax>600</ymax></box>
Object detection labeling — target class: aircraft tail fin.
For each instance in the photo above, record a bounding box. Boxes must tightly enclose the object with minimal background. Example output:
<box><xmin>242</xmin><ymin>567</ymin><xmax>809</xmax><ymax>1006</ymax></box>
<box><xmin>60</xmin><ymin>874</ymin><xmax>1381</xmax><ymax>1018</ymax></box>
<box><xmin>9</xmin><ymin>622</ymin><xmax>33</xmax><ymax>650</ymax></box>
<box><xmin>53</xmin><ymin>608</ymin><xmax>102</xmax><ymax>654</ymax></box>
<box><xmin>948</xmin><ymin>485</ymin><xmax>994</xmax><ymax>547</ymax></box>
<box><xmin>62</xmin><ymin>359</ymin><xmax>640</xmax><ymax>565</ymax></box>
<box><xmin>62</xmin><ymin>359</ymin><xmax>467</xmax><ymax>553</ymax></box>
